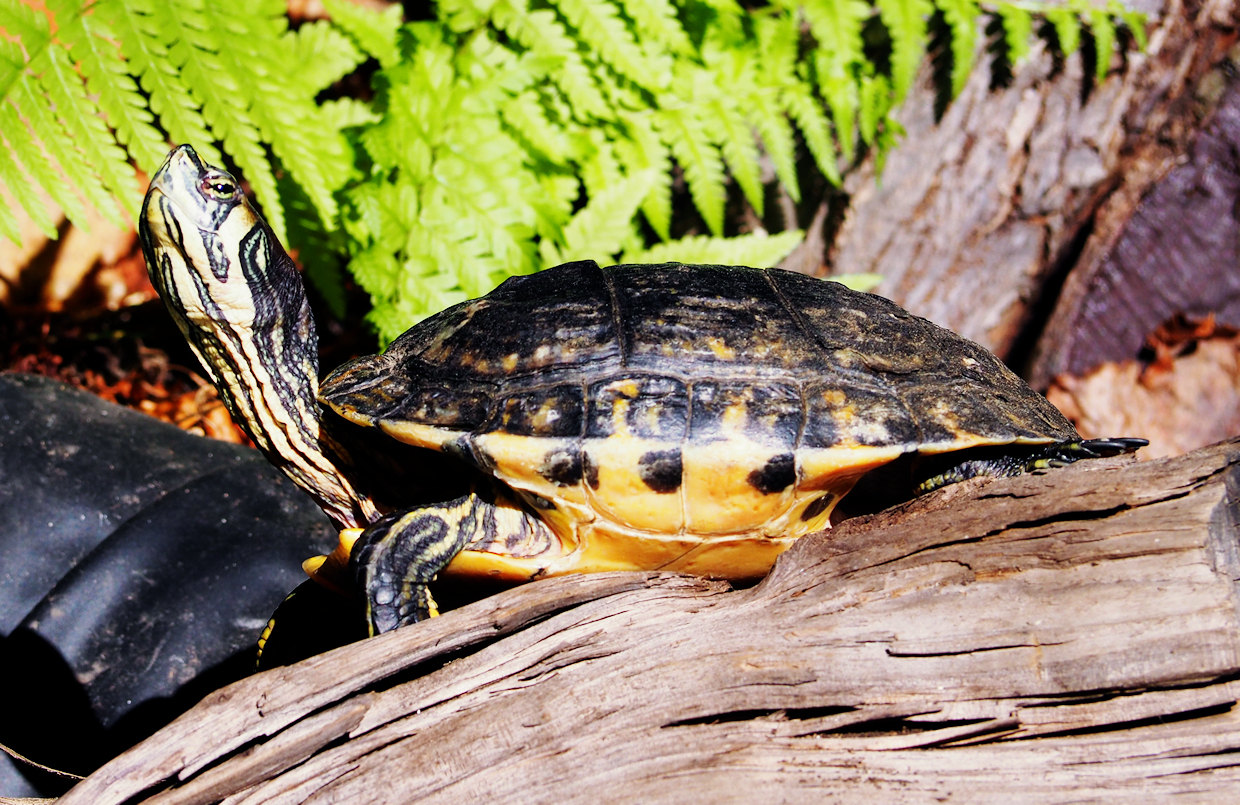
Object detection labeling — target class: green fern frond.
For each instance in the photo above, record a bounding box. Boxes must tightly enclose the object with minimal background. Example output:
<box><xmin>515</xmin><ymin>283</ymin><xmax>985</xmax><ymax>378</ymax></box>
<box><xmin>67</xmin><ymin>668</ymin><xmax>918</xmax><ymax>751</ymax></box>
<box><xmin>742</xmin><ymin>52</ymin><xmax>800</xmax><ymax>202</ymax></box>
<box><xmin>615</xmin><ymin>110</ymin><xmax>672</xmax><ymax>240</ymax></box>
<box><xmin>580</xmin><ymin>127</ymin><xmax>624</xmax><ymax>197</ymax></box>
<box><xmin>784</xmin><ymin>81</ymin><xmax>841</xmax><ymax>186</ymax></box>
<box><xmin>321</xmin><ymin>0</ymin><xmax>402</xmax><ymax>68</ymax></box>
<box><xmin>553</xmin><ymin>0</ymin><xmax>668</xmax><ymax>93</ymax></box>
<box><xmin>201</xmin><ymin>2</ymin><xmax>348</xmax><ymax>232</ymax></box>
<box><xmin>59</xmin><ymin>12</ymin><xmax>168</xmax><ymax>176</ymax></box>
<box><xmin>1044</xmin><ymin>7</ymin><xmax>1080</xmax><ymax>56</ymax></box>
<box><xmin>285</xmin><ymin>20</ymin><xmax>366</xmax><ymax>96</ymax></box>
<box><xmin>1087</xmin><ymin>8</ymin><xmax>1116</xmax><ymax>80</ymax></box>
<box><xmin>97</xmin><ymin>0</ymin><xmax>221</xmax><ymax>166</ymax></box>
<box><xmin>490</xmin><ymin>0</ymin><xmax>612</xmax><ymax>120</ymax></box>
<box><xmin>0</xmin><ymin>95</ymin><xmax>81</xmax><ymax>225</ymax></box>
<box><xmin>147</xmin><ymin>2</ymin><xmax>281</xmax><ymax>235</ymax></box>
<box><xmin>656</xmin><ymin>102</ymin><xmax>727</xmax><ymax>236</ymax></box>
<box><xmin>0</xmin><ymin>133</ymin><xmax>56</xmax><ymax>239</ymax></box>
<box><xmin>935</xmin><ymin>0</ymin><xmax>981</xmax><ymax>97</ymax></box>
<box><xmin>802</xmin><ymin>0</ymin><xmax>869</xmax><ymax>160</ymax></box>
<box><xmin>618</xmin><ymin>0</ymin><xmax>693</xmax><ymax>56</ymax></box>
<box><xmin>557</xmin><ymin>169</ymin><xmax>657</xmax><ymax>262</ymax></box>
<box><xmin>831</xmin><ymin>272</ymin><xmax>883</xmax><ymax>291</ymax></box>
<box><xmin>994</xmin><ymin>2</ymin><xmax>1033</xmax><ymax>65</ymax></box>
<box><xmin>859</xmin><ymin>73</ymin><xmax>892</xmax><ymax>147</ymax></box>
<box><xmin>624</xmin><ymin>228</ymin><xmax>802</xmax><ymax>266</ymax></box>
<box><xmin>1109</xmin><ymin>0</ymin><xmax>1147</xmax><ymax>50</ymax></box>
<box><xmin>875</xmin><ymin>0</ymin><xmax>933</xmax><ymax>103</ymax></box>
<box><xmin>710</xmin><ymin>96</ymin><xmax>764</xmax><ymax>216</ymax></box>
<box><xmin>0</xmin><ymin>0</ymin><xmax>51</xmax><ymax>63</ymax></box>
<box><xmin>503</xmin><ymin>89</ymin><xmax>573</xmax><ymax>163</ymax></box>
<box><xmin>35</xmin><ymin>43</ymin><xmax>137</xmax><ymax>218</ymax></box>
<box><xmin>8</xmin><ymin>75</ymin><xmax>111</xmax><ymax>226</ymax></box>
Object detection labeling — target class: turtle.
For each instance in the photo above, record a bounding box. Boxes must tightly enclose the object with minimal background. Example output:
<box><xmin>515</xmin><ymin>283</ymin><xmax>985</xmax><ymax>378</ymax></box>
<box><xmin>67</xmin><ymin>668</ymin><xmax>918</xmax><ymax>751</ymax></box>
<box><xmin>138</xmin><ymin>145</ymin><xmax>1146</xmax><ymax>638</ymax></box>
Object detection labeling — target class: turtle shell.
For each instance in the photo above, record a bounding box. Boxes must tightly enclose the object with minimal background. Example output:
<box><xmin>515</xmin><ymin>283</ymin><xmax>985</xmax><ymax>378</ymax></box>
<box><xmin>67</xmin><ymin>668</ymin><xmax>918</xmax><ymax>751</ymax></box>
<box><xmin>322</xmin><ymin>262</ymin><xmax>1077</xmax><ymax>581</ymax></box>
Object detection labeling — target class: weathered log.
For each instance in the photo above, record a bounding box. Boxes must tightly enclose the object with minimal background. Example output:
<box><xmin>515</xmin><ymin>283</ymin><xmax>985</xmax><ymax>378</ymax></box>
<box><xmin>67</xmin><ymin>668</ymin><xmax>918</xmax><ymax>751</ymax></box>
<box><xmin>61</xmin><ymin>439</ymin><xmax>1240</xmax><ymax>803</ymax></box>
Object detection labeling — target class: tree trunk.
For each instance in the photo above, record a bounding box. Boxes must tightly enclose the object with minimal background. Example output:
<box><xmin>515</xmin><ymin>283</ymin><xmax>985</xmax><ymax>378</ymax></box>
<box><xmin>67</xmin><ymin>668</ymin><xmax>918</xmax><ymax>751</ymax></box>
<box><xmin>817</xmin><ymin>0</ymin><xmax>1238</xmax><ymax>377</ymax></box>
<box><xmin>61</xmin><ymin>439</ymin><xmax>1240</xmax><ymax>803</ymax></box>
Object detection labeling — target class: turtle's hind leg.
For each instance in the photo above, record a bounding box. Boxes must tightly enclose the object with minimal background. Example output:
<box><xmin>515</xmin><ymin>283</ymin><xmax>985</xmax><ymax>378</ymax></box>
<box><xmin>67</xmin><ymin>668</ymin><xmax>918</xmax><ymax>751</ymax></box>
<box><xmin>918</xmin><ymin>437</ymin><xmax>1149</xmax><ymax>494</ymax></box>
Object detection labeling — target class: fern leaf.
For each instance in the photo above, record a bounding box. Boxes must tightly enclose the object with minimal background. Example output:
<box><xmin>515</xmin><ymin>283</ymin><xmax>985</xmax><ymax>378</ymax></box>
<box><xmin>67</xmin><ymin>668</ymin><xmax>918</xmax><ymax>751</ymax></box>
<box><xmin>0</xmin><ymin>38</ymin><xmax>25</xmax><ymax>103</ymax></box>
<box><xmin>97</xmin><ymin>0</ymin><xmax>221</xmax><ymax>166</ymax></box>
<box><xmin>1087</xmin><ymin>8</ymin><xmax>1116</xmax><ymax>80</ymax></box>
<box><xmin>993</xmin><ymin>3</ymin><xmax>1033</xmax><ymax>64</ymax></box>
<box><xmin>0</xmin><ymin>138</ymin><xmax>56</xmax><ymax>239</ymax></box>
<box><xmin>858</xmin><ymin>73</ymin><xmax>892</xmax><ymax>147</ymax></box>
<box><xmin>60</xmin><ymin>12</ymin><xmax>169</xmax><ymax>176</ymax></box>
<box><xmin>502</xmin><ymin>89</ymin><xmax>572</xmax><ymax>163</ymax></box>
<box><xmin>201</xmin><ymin>3</ymin><xmax>342</xmax><ymax>230</ymax></box>
<box><xmin>831</xmin><ymin>272</ymin><xmax>883</xmax><ymax>291</ymax></box>
<box><xmin>656</xmin><ymin>103</ymin><xmax>727</xmax><ymax>236</ymax></box>
<box><xmin>625</xmin><ymin>228</ymin><xmax>802</xmax><ymax>267</ymax></box>
<box><xmin>279</xmin><ymin>171</ymin><xmax>347</xmax><ymax>317</ymax></box>
<box><xmin>615</xmin><ymin>110</ymin><xmax>672</xmax><ymax>241</ymax></box>
<box><xmin>1110</xmin><ymin>1</ymin><xmax>1147</xmax><ymax>50</ymax></box>
<box><xmin>285</xmin><ymin>20</ymin><xmax>366</xmax><ymax>97</ymax></box>
<box><xmin>801</xmin><ymin>0</ymin><xmax>870</xmax><ymax>146</ymax></box>
<box><xmin>708</xmin><ymin>97</ymin><xmax>764</xmax><ymax>217</ymax></box>
<box><xmin>580</xmin><ymin>127</ymin><xmax>623</xmax><ymax>197</ymax></box>
<box><xmin>559</xmin><ymin>169</ymin><xmax>657</xmax><ymax>262</ymax></box>
<box><xmin>150</xmin><ymin>0</ymin><xmax>286</xmax><ymax>241</ymax></box>
<box><xmin>10</xmin><ymin>75</ymin><xmax>119</xmax><ymax>227</ymax></box>
<box><xmin>784</xmin><ymin>81</ymin><xmax>841</xmax><ymax>186</ymax></box>
<box><xmin>491</xmin><ymin>0</ymin><xmax>612</xmax><ymax>120</ymax></box>
<box><xmin>322</xmin><ymin>0</ymin><xmax>402</xmax><ymax>69</ymax></box>
<box><xmin>33</xmin><ymin>44</ymin><xmax>138</xmax><ymax>216</ymax></box>
<box><xmin>1044</xmin><ymin>8</ymin><xmax>1080</xmax><ymax>57</ymax></box>
<box><xmin>935</xmin><ymin>0</ymin><xmax>980</xmax><ymax>97</ymax></box>
<box><xmin>875</xmin><ymin>0</ymin><xmax>932</xmax><ymax>103</ymax></box>
<box><xmin>0</xmin><ymin>180</ymin><xmax>21</xmax><ymax>243</ymax></box>
<box><xmin>745</xmin><ymin>87</ymin><xmax>799</xmax><ymax>202</ymax></box>
<box><xmin>552</xmin><ymin>0</ymin><xmax>668</xmax><ymax>93</ymax></box>
<box><xmin>0</xmin><ymin>0</ymin><xmax>51</xmax><ymax>61</ymax></box>
<box><xmin>618</xmin><ymin>0</ymin><xmax>693</xmax><ymax>56</ymax></box>
<box><xmin>0</xmin><ymin>97</ymin><xmax>83</xmax><ymax>227</ymax></box>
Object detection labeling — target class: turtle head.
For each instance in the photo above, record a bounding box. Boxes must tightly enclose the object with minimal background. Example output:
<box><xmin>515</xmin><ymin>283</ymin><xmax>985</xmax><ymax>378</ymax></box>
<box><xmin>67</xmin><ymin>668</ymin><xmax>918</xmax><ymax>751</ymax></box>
<box><xmin>140</xmin><ymin>145</ymin><xmax>370</xmax><ymax>529</ymax></box>
<box><xmin>141</xmin><ymin>145</ymin><xmax>295</xmax><ymax>333</ymax></box>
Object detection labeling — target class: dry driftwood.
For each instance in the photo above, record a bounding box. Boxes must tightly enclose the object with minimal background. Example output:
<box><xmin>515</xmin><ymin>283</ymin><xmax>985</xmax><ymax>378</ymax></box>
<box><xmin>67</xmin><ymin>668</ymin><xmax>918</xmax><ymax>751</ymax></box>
<box><xmin>61</xmin><ymin>439</ymin><xmax>1240</xmax><ymax>803</ymax></box>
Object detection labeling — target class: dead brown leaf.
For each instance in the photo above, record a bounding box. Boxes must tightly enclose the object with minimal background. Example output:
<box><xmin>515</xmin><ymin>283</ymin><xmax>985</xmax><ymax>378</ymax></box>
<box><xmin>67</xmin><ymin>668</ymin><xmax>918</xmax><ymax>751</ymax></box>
<box><xmin>1048</xmin><ymin>317</ymin><xmax>1240</xmax><ymax>459</ymax></box>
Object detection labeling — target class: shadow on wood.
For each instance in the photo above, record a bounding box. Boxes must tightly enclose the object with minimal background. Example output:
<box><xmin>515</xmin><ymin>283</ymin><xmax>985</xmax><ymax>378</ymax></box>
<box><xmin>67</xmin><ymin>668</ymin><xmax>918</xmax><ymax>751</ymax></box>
<box><xmin>59</xmin><ymin>440</ymin><xmax>1240</xmax><ymax>803</ymax></box>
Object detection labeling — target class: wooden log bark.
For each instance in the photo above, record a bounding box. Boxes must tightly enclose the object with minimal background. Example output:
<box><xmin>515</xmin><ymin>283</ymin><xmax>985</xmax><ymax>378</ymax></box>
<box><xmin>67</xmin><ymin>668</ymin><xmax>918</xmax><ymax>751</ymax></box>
<box><xmin>824</xmin><ymin>0</ymin><xmax>1239</xmax><ymax>364</ymax></box>
<box><xmin>60</xmin><ymin>439</ymin><xmax>1240</xmax><ymax>803</ymax></box>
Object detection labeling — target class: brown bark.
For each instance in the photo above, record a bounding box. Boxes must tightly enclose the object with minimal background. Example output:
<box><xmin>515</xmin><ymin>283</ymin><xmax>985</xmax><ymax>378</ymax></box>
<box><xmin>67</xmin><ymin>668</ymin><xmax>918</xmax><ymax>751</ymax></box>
<box><xmin>62</xmin><ymin>439</ymin><xmax>1240</xmax><ymax>803</ymax></box>
<box><xmin>824</xmin><ymin>0</ymin><xmax>1239</xmax><ymax>369</ymax></box>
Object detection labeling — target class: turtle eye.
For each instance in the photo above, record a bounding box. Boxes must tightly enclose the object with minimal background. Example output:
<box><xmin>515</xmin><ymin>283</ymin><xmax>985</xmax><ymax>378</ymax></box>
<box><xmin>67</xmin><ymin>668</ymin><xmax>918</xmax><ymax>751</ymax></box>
<box><xmin>201</xmin><ymin>176</ymin><xmax>238</xmax><ymax>199</ymax></box>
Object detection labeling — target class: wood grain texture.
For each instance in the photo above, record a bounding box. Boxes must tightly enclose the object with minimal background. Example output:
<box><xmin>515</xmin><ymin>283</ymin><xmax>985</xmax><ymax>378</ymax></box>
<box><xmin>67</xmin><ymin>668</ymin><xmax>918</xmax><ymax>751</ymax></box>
<box><xmin>828</xmin><ymin>0</ymin><xmax>1238</xmax><ymax>362</ymax></box>
<box><xmin>60</xmin><ymin>439</ymin><xmax>1240</xmax><ymax>803</ymax></box>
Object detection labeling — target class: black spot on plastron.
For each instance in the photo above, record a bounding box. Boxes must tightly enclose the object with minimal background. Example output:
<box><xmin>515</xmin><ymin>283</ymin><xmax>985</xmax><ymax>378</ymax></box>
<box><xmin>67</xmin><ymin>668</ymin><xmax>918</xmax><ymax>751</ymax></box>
<box><xmin>800</xmin><ymin>495</ymin><xmax>833</xmax><ymax>522</ymax></box>
<box><xmin>539</xmin><ymin>447</ymin><xmax>583</xmax><ymax>486</ymax></box>
<box><xmin>747</xmin><ymin>453</ymin><xmax>796</xmax><ymax>495</ymax></box>
<box><xmin>583</xmin><ymin>451</ymin><xmax>600</xmax><ymax>489</ymax></box>
<box><xmin>638</xmin><ymin>449</ymin><xmax>682</xmax><ymax>494</ymax></box>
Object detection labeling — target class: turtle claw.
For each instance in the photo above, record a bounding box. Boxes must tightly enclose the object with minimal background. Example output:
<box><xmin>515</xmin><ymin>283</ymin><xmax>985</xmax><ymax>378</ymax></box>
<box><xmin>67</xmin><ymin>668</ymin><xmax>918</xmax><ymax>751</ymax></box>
<box><xmin>1074</xmin><ymin>437</ymin><xmax>1150</xmax><ymax>457</ymax></box>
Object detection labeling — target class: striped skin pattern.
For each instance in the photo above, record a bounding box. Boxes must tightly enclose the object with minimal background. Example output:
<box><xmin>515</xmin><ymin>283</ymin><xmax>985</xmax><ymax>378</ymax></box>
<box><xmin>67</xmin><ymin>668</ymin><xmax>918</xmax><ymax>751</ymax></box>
<box><xmin>139</xmin><ymin>146</ymin><xmax>374</xmax><ymax>530</ymax></box>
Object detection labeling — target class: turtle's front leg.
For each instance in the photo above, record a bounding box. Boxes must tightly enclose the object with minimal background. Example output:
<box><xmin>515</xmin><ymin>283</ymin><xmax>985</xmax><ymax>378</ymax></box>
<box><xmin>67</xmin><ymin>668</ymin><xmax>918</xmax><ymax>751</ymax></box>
<box><xmin>347</xmin><ymin>483</ymin><xmax>554</xmax><ymax>634</ymax></box>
